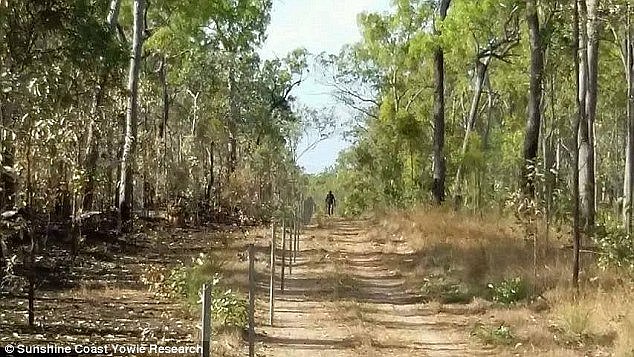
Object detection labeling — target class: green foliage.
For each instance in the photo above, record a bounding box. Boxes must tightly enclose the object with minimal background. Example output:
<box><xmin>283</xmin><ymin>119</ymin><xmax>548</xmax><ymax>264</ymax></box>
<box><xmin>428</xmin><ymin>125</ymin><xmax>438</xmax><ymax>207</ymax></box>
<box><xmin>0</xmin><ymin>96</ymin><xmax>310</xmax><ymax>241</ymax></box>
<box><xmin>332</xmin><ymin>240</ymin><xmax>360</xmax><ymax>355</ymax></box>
<box><xmin>471</xmin><ymin>323</ymin><xmax>516</xmax><ymax>346</ymax></box>
<box><xmin>487</xmin><ymin>277</ymin><xmax>529</xmax><ymax>304</ymax></box>
<box><xmin>594</xmin><ymin>222</ymin><xmax>634</xmax><ymax>271</ymax></box>
<box><xmin>209</xmin><ymin>279</ymin><xmax>248</xmax><ymax>329</ymax></box>
<box><xmin>143</xmin><ymin>254</ymin><xmax>247</xmax><ymax>328</ymax></box>
<box><xmin>421</xmin><ymin>275</ymin><xmax>473</xmax><ymax>304</ymax></box>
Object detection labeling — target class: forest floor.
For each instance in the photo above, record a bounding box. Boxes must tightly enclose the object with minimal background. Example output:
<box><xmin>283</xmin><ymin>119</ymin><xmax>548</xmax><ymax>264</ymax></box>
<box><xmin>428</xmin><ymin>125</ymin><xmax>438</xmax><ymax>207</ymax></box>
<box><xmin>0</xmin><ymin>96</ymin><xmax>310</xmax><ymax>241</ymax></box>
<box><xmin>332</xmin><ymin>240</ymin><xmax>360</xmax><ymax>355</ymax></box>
<box><xmin>255</xmin><ymin>211</ymin><xmax>631</xmax><ymax>357</ymax></box>
<box><xmin>256</xmin><ymin>217</ymin><xmax>496</xmax><ymax>357</ymax></box>
<box><xmin>0</xmin><ymin>219</ymin><xmax>248</xmax><ymax>355</ymax></box>
<box><xmin>1</xmin><ymin>211</ymin><xmax>630</xmax><ymax>356</ymax></box>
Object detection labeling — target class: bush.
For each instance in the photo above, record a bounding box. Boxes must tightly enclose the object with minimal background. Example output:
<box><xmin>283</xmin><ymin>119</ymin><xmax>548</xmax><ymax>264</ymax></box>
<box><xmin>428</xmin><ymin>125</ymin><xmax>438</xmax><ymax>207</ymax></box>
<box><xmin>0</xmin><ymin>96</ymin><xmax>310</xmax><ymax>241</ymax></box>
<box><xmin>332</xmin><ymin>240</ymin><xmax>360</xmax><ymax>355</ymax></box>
<box><xmin>594</xmin><ymin>223</ymin><xmax>634</xmax><ymax>271</ymax></box>
<box><xmin>421</xmin><ymin>275</ymin><xmax>473</xmax><ymax>304</ymax></box>
<box><xmin>471</xmin><ymin>323</ymin><xmax>515</xmax><ymax>345</ymax></box>
<box><xmin>487</xmin><ymin>277</ymin><xmax>529</xmax><ymax>304</ymax></box>
<box><xmin>142</xmin><ymin>254</ymin><xmax>247</xmax><ymax>328</ymax></box>
<box><xmin>208</xmin><ymin>277</ymin><xmax>248</xmax><ymax>328</ymax></box>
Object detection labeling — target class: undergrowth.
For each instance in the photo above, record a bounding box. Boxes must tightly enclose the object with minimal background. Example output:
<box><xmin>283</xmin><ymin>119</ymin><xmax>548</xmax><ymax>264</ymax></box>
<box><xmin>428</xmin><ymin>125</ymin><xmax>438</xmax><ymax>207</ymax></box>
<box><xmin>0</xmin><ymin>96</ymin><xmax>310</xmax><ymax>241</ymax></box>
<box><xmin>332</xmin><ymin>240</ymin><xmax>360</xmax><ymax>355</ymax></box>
<box><xmin>372</xmin><ymin>206</ymin><xmax>634</xmax><ymax>355</ymax></box>
<box><xmin>142</xmin><ymin>253</ymin><xmax>247</xmax><ymax>329</ymax></box>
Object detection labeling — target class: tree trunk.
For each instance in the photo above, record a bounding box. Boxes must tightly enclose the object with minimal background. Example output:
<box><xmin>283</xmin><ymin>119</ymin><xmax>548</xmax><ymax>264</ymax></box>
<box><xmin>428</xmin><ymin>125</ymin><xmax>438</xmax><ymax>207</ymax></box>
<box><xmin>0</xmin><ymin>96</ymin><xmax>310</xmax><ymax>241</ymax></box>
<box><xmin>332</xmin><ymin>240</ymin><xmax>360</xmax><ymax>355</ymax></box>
<box><xmin>453</xmin><ymin>57</ymin><xmax>490</xmax><ymax>201</ymax></box>
<box><xmin>584</xmin><ymin>0</ymin><xmax>599</xmax><ymax>230</ymax></box>
<box><xmin>118</xmin><ymin>0</ymin><xmax>145</xmax><ymax>231</ymax></box>
<box><xmin>82</xmin><ymin>87</ymin><xmax>104</xmax><ymax>211</ymax></box>
<box><xmin>625</xmin><ymin>7</ymin><xmax>634</xmax><ymax>233</ymax></box>
<box><xmin>578</xmin><ymin>0</ymin><xmax>598</xmax><ymax>230</ymax></box>
<box><xmin>228</xmin><ymin>66</ymin><xmax>238</xmax><ymax>174</ymax></box>
<box><xmin>431</xmin><ymin>0</ymin><xmax>451</xmax><ymax>205</ymax></box>
<box><xmin>159</xmin><ymin>56</ymin><xmax>169</xmax><ymax>139</ymax></box>
<box><xmin>572</xmin><ymin>0</ymin><xmax>582</xmax><ymax>289</ymax></box>
<box><xmin>206</xmin><ymin>142</ymin><xmax>215</xmax><ymax>202</ymax></box>
<box><xmin>522</xmin><ymin>0</ymin><xmax>544</xmax><ymax>198</ymax></box>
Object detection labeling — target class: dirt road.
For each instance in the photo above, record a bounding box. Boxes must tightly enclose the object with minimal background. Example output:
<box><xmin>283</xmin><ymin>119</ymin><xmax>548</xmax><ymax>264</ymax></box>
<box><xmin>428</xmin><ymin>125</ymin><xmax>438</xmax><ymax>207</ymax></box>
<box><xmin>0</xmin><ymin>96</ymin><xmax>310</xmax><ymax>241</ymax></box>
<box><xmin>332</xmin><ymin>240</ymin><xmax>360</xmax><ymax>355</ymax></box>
<box><xmin>256</xmin><ymin>218</ymin><xmax>494</xmax><ymax>357</ymax></box>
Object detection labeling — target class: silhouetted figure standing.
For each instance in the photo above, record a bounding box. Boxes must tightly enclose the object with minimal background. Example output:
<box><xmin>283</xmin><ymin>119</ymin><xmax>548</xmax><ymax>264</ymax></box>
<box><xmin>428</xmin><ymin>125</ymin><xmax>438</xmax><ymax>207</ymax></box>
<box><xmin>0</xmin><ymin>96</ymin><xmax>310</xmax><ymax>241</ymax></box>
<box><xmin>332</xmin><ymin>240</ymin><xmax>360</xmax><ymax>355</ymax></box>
<box><xmin>325</xmin><ymin>191</ymin><xmax>336</xmax><ymax>216</ymax></box>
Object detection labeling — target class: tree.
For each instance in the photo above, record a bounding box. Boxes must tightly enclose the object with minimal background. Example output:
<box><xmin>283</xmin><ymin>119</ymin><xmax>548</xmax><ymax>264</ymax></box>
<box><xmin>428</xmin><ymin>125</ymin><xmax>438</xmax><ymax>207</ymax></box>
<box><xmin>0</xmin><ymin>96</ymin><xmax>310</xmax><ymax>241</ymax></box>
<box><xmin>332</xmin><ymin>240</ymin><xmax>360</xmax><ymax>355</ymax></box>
<box><xmin>578</xmin><ymin>0</ymin><xmax>599</xmax><ymax>230</ymax></box>
<box><xmin>448</xmin><ymin>1</ymin><xmax>520</xmax><ymax>203</ymax></box>
<box><xmin>624</xmin><ymin>4</ymin><xmax>634</xmax><ymax>233</ymax></box>
<box><xmin>82</xmin><ymin>0</ymin><xmax>122</xmax><ymax>211</ymax></box>
<box><xmin>118</xmin><ymin>0</ymin><xmax>145</xmax><ymax>230</ymax></box>
<box><xmin>572</xmin><ymin>0</ymin><xmax>582</xmax><ymax>289</ymax></box>
<box><xmin>431</xmin><ymin>0</ymin><xmax>451</xmax><ymax>204</ymax></box>
<box><xmin>522</xmin><ymin>0</ymin><xmax>545</xmax><ymax>198</ymax></box>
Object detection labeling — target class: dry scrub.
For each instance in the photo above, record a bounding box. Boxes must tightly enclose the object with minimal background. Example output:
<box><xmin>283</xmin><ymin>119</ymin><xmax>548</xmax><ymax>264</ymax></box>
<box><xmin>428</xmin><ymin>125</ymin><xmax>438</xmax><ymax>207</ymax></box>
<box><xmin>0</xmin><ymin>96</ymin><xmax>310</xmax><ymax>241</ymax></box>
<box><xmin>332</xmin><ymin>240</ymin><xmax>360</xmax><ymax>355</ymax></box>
<box><xmin>370</xmin><ymin>206</ymin><xmax>634</xmax><ymax>356</ymax></box>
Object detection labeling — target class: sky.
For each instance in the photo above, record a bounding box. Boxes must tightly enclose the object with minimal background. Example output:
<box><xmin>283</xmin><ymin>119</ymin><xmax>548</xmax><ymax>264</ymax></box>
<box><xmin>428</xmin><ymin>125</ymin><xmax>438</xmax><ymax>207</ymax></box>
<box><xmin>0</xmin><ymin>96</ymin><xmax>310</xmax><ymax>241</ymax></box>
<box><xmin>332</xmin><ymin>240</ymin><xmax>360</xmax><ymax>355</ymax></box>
<box><xmin>258</xmin><ymin>0</ymin><xmax>392</xmax><ymax>174</ymax></box>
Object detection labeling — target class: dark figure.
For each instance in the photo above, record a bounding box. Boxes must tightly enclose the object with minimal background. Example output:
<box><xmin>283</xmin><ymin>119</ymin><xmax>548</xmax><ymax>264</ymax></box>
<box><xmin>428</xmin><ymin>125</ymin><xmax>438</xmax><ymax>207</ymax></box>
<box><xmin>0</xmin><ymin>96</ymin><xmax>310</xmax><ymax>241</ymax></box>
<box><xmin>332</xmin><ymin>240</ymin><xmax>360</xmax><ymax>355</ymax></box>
<box><xmin>325</xmin><ymin>191</ymin><xmax>336</xmax><ymax>216</ymax></box>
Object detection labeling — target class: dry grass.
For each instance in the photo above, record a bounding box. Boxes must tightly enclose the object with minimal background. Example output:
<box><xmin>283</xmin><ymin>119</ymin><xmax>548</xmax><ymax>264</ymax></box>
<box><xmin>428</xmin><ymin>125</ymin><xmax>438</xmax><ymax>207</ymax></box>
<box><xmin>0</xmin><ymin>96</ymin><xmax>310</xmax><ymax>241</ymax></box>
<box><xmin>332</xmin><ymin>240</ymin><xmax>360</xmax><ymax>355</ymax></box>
<box><xmin>615</xmin><ymin>311</ymin><xmax>634</xmax><ymax>357</ymax></box>
<box><xmin>371</xmin><ymin>206</ymin><xmax>634</xmax><ymax>355</ymax></box>
<box><xmin>372</xmin><ymin>206</ymin><xmax>572</xmax><ymax>291</ymax></box>
<box><xmin>212</xmin><ymin>327</ymin><xmax>245</xmax><ymax>356</ymax></box>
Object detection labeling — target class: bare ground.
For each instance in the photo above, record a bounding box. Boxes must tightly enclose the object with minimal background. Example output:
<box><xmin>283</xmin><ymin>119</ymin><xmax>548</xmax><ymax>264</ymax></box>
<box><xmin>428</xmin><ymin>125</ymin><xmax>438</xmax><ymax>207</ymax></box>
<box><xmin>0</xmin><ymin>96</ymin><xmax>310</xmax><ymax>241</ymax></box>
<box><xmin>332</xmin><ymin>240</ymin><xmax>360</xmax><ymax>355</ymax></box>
<box><xmin>0</xmin><ymin>220</ymin><xmax>247</xmax><ymax>355</ymax></box>
<box><xmin>256</xmin><ymin>218</ymin><xmax>499</xmax><ymax>356</ymax></box>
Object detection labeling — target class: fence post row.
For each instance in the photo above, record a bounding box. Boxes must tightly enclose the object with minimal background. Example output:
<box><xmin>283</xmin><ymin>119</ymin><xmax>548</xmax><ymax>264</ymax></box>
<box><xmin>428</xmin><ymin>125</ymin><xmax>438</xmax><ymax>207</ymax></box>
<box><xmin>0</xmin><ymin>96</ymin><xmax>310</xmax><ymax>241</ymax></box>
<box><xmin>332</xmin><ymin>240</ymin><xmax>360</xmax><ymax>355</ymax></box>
<box><xmin>200</xmin><ymin>202</ymin><xmax>304</xmax><ymax>357</ymax></box>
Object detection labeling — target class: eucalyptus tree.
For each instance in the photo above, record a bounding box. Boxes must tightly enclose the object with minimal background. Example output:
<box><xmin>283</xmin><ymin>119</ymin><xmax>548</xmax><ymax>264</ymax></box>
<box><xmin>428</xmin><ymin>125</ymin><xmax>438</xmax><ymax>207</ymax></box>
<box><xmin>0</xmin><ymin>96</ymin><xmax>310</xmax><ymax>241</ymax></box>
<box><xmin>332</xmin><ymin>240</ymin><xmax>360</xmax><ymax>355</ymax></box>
<box><xmin>577</xmin><ymin>0</ymin><xmax>600</xmax><ymax>230</ymax></box>
<box><xmin>522</xmin><ymin>0</ymin><xmax>545</xmax><ymax>198</ymax></box>
<box><xmin>443</xmin><ymin>0</ymin><xmax>520</xmax><ymax>203</ymax></box>
<box><xmin>118</xmin><ymin>0</ymin><xmax>145</xmax><ymax>230</ymax></box>
<box><xmin>431</xmin><ymin>0</ymin><xmax>451</xmax><ymax>204</ymax></box>
<box><xmin>621</xmin><ymin>4</ymin><xmax>634</xmax><ymax>232</ymax></box>
<box><xmin>82</xmin><ymin>0</ymin><xmax>122</xmax><ymax>211</ymax></box>
<box><xmin>207</xmin><ymin>0</ymin><xmax>272</xmax><ymax>174</ymax></box>
<box><xmin>1</xmin><ymin>0</ymin><xmax>119</xmax><ymax>214</ymax></box>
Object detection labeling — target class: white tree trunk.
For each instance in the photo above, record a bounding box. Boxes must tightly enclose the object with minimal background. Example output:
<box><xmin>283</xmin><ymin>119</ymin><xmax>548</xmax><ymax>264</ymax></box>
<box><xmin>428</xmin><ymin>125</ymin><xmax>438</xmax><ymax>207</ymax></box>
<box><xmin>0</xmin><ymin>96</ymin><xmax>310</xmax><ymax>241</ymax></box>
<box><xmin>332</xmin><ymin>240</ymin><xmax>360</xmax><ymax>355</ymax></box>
<box><xmin>578</xmin><ymin>0</ymin><xmax>593</xmax><ymax>230</ymax></box>
<box><xmin>584</xmin><ymin>0</ymin><xmax>599</xmax><ymax>229</ymax></box>
<box><xmin>453</xmin><ymin>57</ymin><xmax>490</xmax><ymax>200</ymax></box>
<box><xmin>118</xmin><ymin>0</ymin><xmax>145</xmax><ymax>230</ymax></box>
<box><xmin>624</xmin><ymin>8</ymin><xmax>634</xmax><ymax>233</ymax></box>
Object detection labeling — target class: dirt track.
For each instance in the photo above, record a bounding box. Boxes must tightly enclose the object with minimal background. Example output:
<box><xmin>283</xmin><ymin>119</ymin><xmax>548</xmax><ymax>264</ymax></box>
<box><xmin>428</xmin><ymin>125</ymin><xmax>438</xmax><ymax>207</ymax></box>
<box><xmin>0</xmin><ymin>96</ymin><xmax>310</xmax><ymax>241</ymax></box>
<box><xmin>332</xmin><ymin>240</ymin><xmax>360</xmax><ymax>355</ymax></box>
<box><xmin>257</xmin><ymin>218</ymin><xmax>495</xmax><ymax>356</ymax></box>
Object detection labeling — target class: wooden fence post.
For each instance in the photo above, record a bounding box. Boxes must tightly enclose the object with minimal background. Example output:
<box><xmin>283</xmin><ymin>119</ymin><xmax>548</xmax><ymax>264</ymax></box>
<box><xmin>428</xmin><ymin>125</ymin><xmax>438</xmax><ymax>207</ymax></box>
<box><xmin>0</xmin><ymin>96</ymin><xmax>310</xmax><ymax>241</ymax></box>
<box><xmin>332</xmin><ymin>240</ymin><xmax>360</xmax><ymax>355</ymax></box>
<box><xmin>293</xmin><ymin>212</ymin><xmax>298</xmax><ymax>263</ymax></box>
<box><xmin>201</xmin><ymin>283</ymin><xmax>212</xmax><ymax>357</ymax></box>
<box><xmin>248</xmin><ymin>244</ymin><xmax>255</xmax><ymax>357</ymax></box>
<box><xmin>288</xmin><ymin>217</ymin><xmax>293</xmax><ymax>275</ymax></box>
<box><xmin>281</xmin><ymin>219</ymin><xmax>286</xmax><ymax>292</ymax></box>
<box><xmin>269</xmin><ymin>223</ymin><xmax>275</xmax><ymax>326</ymax></box>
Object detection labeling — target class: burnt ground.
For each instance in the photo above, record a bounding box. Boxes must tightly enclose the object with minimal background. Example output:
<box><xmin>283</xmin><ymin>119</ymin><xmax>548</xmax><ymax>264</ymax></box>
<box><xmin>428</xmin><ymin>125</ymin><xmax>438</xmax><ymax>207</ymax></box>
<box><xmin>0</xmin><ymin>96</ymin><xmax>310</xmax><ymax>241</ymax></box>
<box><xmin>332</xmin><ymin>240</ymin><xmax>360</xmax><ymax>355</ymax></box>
<box><xmin>0</xmin><ymin>219</ymin><xmax>253</xmax><ymax>356</ymax></box>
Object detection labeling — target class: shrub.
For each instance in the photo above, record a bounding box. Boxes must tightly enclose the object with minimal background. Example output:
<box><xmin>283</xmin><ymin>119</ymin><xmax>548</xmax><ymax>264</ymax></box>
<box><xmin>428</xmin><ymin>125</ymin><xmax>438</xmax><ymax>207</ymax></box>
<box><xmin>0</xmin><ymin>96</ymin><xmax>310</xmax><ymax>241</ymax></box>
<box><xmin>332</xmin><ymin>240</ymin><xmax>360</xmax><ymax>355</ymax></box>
<box><xmin>488</xmin><ymin>277</ymin><xmax>529</xmax><ymax>304</ymax></box>
<box><xmin>142</xmin><ymin>254</ymin><xmax>247</xmax><ymax>328</ymax></box>
<box><xmin>471</xmin><ymin>323</ymin><xmax>515</xmax><ymax>345</ymax></box>
<box><xmin>594</xmin><ymin>223</ymin><xmax>634</xmax><ymax>271</ymax></box>
<box><xmin>421</xmin><ymin>275</ymin><xmax>473</xmax><ymax>304</ymax></box>
<box><xmin>209</xmin><ymin>282</ymin><xmax>248</xmax><ymax>328</ymax></box>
